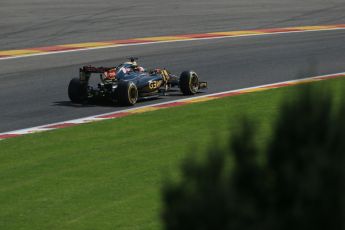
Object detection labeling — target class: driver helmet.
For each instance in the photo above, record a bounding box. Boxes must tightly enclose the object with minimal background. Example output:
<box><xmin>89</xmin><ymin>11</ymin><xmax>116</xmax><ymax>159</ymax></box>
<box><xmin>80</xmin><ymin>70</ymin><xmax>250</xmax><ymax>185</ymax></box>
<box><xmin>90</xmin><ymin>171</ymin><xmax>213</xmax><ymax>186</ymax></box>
<box><xmin>124</xmin><ymin>61</ymin><xmax>144</xmax><ymax>72</ymax></box>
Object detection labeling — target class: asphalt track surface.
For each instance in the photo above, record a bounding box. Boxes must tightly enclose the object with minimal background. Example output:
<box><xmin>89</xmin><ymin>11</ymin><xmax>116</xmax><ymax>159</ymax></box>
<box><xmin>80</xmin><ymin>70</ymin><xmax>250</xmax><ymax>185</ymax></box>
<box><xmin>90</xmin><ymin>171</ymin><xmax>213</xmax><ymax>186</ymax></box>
<box><xmin>2</xmin><ymin>0</ymin><xmax>345</xmax><ymax>50</ymax></box>
<box><xmin>1</xmin><ymin>0</ymin><xmax>345</xmax><ymax>133</ymax></box>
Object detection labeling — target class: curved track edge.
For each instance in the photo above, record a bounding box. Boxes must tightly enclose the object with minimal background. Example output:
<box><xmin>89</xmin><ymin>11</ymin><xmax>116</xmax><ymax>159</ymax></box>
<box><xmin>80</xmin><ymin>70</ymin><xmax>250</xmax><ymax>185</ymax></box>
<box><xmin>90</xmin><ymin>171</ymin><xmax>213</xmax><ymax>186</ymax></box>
<box><xmin>1</xmin><ymin>72</ymin><xmax>344</xmax><ymax>140</ymax></box>
<box><xmin>1</xmin><ymin>24</ymin><xmax>345</xmax><ymax>60</ymax></box>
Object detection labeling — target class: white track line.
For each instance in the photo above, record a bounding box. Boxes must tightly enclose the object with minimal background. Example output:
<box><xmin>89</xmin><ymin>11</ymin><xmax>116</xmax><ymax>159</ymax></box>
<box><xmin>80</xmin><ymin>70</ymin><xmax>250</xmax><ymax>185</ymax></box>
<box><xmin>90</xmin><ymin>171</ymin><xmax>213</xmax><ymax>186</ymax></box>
<box><xmin>1</xmin><ymin>27</ymin><xmax>345</xmax><ymax>61</ymax></box>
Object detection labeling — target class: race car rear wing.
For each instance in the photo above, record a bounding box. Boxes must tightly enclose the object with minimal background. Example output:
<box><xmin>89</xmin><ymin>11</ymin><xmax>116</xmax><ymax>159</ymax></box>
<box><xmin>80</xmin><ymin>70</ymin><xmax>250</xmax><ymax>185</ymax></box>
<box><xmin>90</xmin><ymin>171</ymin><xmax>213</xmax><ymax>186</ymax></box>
<box><xmin>79</xmin><ymin>65</ymin><xmax>116</xmax><ymax>82</ymax></box>
<box><xmin>80</xmin><ymin>66</ymin><xmax>115</xmax><ymax>74</ymax></box>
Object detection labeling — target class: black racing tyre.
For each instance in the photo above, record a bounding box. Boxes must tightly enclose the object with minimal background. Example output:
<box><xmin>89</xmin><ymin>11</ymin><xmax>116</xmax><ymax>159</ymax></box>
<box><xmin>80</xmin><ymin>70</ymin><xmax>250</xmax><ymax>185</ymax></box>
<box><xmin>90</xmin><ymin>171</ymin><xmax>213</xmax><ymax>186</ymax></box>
<box><xmin>68</xmin><ymin>78</ymin><xmax>87</xmax><ymax>103</ymax></box>
<box><xmin>117</xmin><ymin>81</ymin><xmax>138</xmax><ymax>106</ymax></box>
<box><xmin>179</xmin><ymin>71</ymin><xmax>199</xmax><ymax>95</ymax></box>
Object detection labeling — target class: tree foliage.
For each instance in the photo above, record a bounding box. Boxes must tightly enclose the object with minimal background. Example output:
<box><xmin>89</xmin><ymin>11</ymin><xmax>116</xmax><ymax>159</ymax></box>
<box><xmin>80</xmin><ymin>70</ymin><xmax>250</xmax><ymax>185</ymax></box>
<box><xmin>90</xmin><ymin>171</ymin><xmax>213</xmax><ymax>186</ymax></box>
<box><xmin>162</xmin><ymin>86</ymin><xmax>345</xmax><ymax>230</ymax></box>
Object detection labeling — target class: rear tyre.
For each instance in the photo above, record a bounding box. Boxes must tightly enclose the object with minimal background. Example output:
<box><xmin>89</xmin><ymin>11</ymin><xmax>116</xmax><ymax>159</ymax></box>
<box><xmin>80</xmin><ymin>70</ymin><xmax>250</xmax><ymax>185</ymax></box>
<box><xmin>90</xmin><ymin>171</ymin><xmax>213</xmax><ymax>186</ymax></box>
<box><xmin>179</xmin><ymin>71</ymin><xmax>199</xmax><ymax>95</ymax></box>
<box><xmin>117</xmin><ymin>81</ymin><xmax>138</xmax><ymax>106</ymax></box>
<box><xmin>68</xmin><ymin>78</ymin><xmax>87</xmax><ymax>103</ymax></box>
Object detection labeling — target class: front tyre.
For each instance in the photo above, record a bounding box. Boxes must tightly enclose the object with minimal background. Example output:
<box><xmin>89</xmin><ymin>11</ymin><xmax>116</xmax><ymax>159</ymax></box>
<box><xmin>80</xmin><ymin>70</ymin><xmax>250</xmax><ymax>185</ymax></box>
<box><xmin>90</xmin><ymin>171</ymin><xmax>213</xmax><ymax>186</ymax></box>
<box><xmin>179</xmin><ymin>71</ymin><xmax>199</xmax><ymax>95</ymax></box>
<box><xmin>68</xmin><ymin>78</ymin><xmax>87</xmax><ymax>103</ymax></box>
<box><xmin>117</xmin><ymin>81</ymin><xmax>138</xmax><ymax>106</ymax></box>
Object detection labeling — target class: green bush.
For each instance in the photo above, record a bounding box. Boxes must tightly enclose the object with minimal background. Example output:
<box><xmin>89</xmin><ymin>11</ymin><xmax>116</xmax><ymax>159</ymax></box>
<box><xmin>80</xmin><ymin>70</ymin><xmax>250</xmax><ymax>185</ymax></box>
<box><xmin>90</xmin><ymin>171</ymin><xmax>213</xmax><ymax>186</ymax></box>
<box><xmin>162</xmin><ymin>86</ymin><xmax>345</xmax><ymax>230</ymax></box>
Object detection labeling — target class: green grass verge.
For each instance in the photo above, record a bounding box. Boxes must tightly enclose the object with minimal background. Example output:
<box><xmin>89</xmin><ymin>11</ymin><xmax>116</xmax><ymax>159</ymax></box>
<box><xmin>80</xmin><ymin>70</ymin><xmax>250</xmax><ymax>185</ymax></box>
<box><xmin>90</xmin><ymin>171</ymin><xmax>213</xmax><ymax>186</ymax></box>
<box><xmin>1</xmin><ymin>77</ymin><xmax>344</xmax><ymax>229</ymax></box>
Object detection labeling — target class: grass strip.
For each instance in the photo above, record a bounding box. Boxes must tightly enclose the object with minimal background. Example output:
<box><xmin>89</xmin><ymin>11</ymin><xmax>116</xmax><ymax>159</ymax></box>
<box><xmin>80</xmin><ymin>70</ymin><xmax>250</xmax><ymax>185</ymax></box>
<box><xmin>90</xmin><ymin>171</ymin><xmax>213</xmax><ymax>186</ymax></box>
<box><xmin>0</xmin><ymin>77</ymin><xmax>344</xmax><ymax>229</ymax></box>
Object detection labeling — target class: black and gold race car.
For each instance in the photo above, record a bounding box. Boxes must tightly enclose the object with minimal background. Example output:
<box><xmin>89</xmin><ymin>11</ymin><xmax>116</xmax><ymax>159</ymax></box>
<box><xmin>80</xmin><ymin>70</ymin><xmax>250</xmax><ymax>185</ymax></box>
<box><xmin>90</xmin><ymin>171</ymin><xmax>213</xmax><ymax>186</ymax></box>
<box><xmin>68</xmin><ymin>58</ymin><xmax>207</xmax><ymax>106</ymax></box>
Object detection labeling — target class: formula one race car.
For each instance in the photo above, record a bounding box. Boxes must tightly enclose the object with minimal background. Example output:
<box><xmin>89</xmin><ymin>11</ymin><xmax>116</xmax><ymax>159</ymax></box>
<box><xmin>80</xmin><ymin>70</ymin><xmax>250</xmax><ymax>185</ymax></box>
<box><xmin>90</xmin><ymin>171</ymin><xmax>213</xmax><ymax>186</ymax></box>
<box><xmin>68</xmin><ymin>58</ymin><xmax>207</xmax><ymax>106</ymax></box>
